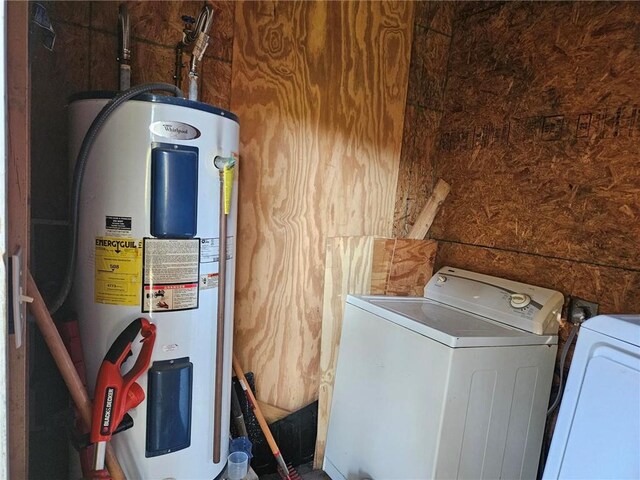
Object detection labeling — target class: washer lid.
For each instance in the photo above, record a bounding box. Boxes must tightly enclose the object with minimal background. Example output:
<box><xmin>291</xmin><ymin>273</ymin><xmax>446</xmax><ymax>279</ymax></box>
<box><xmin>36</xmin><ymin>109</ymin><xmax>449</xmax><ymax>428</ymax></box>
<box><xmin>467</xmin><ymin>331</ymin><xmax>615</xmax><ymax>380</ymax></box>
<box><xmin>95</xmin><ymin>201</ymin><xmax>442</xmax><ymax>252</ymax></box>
<box><xmin>582</xmin><ymin>315</ymin><xmax>640</xmax><ymax>347</ymax></box>
<box><xmin>347</xmin><ymin>295</ymin><xmax>558</xmax><ymax>348</ymax></box>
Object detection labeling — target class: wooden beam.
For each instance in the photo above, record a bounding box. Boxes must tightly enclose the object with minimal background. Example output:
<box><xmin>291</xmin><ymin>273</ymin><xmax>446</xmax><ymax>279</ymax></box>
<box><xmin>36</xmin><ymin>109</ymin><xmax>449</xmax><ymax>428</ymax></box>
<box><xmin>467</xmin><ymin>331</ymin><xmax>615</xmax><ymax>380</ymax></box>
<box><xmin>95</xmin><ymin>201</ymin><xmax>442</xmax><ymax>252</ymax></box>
<box><xmin>7</xmin><ymin>2</ymin><xmax>31</xmax><ymax>478</ymax></box>
<box><xmin>406</xmin><ymin>179</ymin><xmax>450</xmax><ymax>240</ymax></box>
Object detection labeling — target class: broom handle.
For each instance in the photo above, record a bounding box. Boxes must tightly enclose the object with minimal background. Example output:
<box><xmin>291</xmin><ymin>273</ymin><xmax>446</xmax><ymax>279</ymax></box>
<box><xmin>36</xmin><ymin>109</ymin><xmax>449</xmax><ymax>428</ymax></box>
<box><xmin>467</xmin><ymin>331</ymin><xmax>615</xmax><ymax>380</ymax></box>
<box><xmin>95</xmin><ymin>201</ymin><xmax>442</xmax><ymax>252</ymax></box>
<box><xmin>232</xmin><ymin>355</ymin><xmax>282</xmax><ymax>456</ymax></box>
<box><xmin>27</xmin><ymin>271</ymin><xmax>126</xmax><ymax>480</ymax></box>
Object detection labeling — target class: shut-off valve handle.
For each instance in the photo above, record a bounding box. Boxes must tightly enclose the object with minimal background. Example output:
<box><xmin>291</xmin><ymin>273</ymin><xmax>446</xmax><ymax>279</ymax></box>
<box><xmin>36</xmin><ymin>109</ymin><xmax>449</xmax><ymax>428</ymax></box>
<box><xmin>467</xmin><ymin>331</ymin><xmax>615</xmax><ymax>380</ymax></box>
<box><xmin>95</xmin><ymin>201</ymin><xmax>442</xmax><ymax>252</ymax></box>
<box><xmin>90</xmin><ymin>318</ymin><xmax>156</xmax><ymax>475</ymax></box>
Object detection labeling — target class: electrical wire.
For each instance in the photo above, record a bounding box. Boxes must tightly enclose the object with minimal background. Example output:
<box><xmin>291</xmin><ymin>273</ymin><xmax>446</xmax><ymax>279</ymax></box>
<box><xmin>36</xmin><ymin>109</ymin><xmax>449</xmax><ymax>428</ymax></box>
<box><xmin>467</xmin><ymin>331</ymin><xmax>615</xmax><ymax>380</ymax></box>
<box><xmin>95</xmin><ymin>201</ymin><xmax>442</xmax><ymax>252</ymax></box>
<box><xmin>48</xmin><ymin>83</ymin><xmax>184</xmax><ymax>314</ymax></box>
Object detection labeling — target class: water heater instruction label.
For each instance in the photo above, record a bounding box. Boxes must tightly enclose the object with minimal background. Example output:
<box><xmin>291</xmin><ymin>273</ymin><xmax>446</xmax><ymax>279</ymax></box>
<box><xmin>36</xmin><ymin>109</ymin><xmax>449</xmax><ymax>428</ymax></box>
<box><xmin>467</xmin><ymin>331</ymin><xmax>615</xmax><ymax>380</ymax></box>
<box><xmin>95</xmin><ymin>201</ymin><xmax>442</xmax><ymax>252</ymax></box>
<box><xmin>143</xmin><ymin>238</ymin><xmax>200</xmax><ymax>312</ymax></box>
<box><xmin>94</xmin><ymin>237</ymin><xmax>143</xmax><ymax>306</ymax></box>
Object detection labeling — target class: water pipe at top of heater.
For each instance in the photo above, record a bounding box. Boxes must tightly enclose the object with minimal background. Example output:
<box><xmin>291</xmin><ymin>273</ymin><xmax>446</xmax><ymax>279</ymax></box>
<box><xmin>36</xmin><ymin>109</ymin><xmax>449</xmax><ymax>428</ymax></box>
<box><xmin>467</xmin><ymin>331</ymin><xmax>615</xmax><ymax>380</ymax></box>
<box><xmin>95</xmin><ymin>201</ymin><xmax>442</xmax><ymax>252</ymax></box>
<box><xmin>117</xmin><ymin>3</ymin><xmax>131</xmax><ymax>91</ymax></box>
<box><xmin>175</xmin><ymin>4</ymin><xmax>214</xmax><ymax>101</ymax></box>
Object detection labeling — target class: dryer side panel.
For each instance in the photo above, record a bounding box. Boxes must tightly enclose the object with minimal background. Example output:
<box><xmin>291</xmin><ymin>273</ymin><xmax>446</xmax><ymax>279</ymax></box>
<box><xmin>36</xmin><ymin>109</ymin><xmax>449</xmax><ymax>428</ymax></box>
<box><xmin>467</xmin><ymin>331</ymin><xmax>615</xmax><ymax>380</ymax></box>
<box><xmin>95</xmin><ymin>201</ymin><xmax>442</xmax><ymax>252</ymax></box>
<box><xmin>543</xmin><ymin>326</ymin><xmax>640</xmax><ymax>479</ymax></box>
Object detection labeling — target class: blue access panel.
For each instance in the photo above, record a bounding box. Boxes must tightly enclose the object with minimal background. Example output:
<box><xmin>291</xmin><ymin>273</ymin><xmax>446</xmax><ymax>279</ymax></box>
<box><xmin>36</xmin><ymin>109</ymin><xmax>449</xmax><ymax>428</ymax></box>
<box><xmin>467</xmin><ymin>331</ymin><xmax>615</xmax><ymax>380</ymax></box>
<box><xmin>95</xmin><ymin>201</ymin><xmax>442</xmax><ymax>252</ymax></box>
<box><xmin>145</xmin><ymin>357</ymin><xmax>193</xmax><ymax>457</ymax></box>
<box><xmin>150</xmin><ymin>143</ymin><xmax>198</xmax><ymax>238</ymax></box>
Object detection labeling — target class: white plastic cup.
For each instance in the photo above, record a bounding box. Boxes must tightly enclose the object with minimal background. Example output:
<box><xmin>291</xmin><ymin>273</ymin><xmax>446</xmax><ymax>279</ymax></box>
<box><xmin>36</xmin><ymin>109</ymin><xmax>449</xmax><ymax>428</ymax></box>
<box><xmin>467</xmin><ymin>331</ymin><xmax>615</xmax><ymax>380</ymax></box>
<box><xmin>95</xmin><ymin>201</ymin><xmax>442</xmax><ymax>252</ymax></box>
<box><xmin>227</xmin><ymin>451</ymin><xmax>249</xmax><ymax>480</ymax></box>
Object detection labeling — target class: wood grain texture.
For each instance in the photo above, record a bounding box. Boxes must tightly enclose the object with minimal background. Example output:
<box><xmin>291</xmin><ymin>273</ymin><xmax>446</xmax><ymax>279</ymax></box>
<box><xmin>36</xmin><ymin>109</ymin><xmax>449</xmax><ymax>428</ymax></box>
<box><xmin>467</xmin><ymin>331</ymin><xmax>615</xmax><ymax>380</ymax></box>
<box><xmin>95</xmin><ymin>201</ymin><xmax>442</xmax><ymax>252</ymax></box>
<box><xmin>42</xmin><ymin>0</ymin><xmax>91</xmax><ymax>27</ymax></box>
<box><xmin>200</xmin><ymin>57</ymin><xmax>232</xmax><ymax>110</ymax></box>
<box><xmin>314</xmin><ymin>236</ymin><xmax>375</xmax><ymax>467</ymax></box>
<box><xmin>256</xmin><ymin>400</ymin><xmax>291</xmax><ymax>424</ymax></box>
<box><xmin>433</xmin><ymin>2</ymin><xmax>640</xmax><ymax>271</ymax></box>
<box><xmin>394</xmin><ymin>2</ymin><xmax>454</xmax><ymax>238</ymax></box>
<box><xmin>392</xmin><ymin>105</ymin><xmax>442</xmax><ymax>237</ymax></box>
<box><xmin>88</xmin><ymin>1</ymin><xmax>234</xmax><ymax>99</ymax></box>
<box><xmin>383</xmin><ymin>239</ymin><xmax>438</xmax><ymax>296</ymax></box>
<box><xmin>409</xmin><ymin>27</ymin><xmax>451</xmax><ymax>111</ymax></box>
<box><xmin>7</xmin><ymin>2</ymin><xmax>30</xmax><ymax>478</ymax></box>
<box><xmin>414</xmin><ymin>1</ymin><xmax>456</xmax><ymax>35</ymax></box>
<box><xmin>314</xmin><ymin>236</ymin><xmax>437</xmax><ymax>468</ymax></box>
<box><xmin>370</xmin><ymin>238</ymin><xmax>438</xmax><ymax>296</ymax></box>
<box><xmin>231</xmin><ymin>1</ymin><xmax>413</xmax><ymax>411</ymax></box>
<box><xmin>31</xmin><ymin>24</ymin><xmax>89</xmax><ymax>220</ymax></box>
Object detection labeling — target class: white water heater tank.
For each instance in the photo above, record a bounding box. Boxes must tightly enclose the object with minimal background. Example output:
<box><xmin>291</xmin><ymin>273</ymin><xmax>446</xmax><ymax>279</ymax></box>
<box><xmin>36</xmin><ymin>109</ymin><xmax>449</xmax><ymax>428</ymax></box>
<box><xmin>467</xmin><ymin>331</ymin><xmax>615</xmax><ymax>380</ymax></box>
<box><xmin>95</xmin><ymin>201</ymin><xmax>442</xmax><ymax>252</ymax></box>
<box><xmin>68</xmin><ymin>92</ymin><xmax>239</xmax><ymax>480</ymax></box>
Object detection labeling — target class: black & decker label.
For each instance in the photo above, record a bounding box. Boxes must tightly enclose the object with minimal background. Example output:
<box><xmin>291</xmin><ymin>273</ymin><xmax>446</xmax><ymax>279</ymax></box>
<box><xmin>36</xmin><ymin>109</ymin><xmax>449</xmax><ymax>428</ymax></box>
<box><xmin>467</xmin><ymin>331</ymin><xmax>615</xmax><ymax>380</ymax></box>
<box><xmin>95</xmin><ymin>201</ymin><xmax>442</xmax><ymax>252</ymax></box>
<box><xmin>101</xmin><ymin>387</ymin><xmax>117</xmax><ymax>435</ymax></box>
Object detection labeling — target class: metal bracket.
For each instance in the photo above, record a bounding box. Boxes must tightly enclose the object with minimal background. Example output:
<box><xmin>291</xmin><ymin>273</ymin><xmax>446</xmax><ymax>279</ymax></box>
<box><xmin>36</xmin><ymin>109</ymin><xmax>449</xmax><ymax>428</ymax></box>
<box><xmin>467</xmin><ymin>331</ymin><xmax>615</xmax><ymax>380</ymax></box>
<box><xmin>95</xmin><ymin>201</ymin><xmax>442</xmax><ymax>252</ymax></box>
<box><xmin>8</xmin><ymin>247</ymin><xmax>33</xmax><ymax>348</ymax></box>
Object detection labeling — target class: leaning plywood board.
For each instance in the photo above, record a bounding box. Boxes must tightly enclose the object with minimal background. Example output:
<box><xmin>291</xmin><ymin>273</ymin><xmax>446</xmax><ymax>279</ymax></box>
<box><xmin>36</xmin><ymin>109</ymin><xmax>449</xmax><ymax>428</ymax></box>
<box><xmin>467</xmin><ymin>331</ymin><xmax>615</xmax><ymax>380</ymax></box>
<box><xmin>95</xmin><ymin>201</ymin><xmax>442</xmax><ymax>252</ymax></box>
<box><xmin>256</xmin><ymin>400</ymin><xmax>291</xmax><ymax>424</ymax></box>
<box><xmin>314</xmin><ymin>236</ymin><xmax>437</xmax><ymax>468</ymax></box>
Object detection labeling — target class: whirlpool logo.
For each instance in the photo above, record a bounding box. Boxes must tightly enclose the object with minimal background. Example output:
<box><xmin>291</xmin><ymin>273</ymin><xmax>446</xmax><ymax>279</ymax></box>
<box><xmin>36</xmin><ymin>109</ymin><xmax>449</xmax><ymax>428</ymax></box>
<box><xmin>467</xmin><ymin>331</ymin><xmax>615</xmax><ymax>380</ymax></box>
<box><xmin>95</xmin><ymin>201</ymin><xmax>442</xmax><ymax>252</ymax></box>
<box><xmin>150</xmin><ymin>121</ymin><xmax>201</xmax><ymax>140</ymax></box>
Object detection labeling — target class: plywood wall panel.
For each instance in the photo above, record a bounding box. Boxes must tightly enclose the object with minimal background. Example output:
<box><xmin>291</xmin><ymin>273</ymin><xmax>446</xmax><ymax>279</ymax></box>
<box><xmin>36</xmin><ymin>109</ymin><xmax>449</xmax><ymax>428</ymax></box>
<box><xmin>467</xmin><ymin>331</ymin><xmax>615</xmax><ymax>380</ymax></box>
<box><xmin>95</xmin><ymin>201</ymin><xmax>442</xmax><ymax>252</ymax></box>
<box><xmin>89</xmin><ymin>30</ymin><xmax>119</xmax><ymax>90</ymax></box>
<box><xmin>31</xmin><ymin>24</ymin><xmax>90</xmax><ymax>221</ymax></box>
<box><xmin>91</xmin><ymin>1</ymin><xmax>202</xmax><ymax>40</ymax></box>
<box><xmin>393</xmin><ymin>105</ymin><xmax>441</xmax><ymax>236</ymax></box>
<box><xmin>433</xmin><ymin>2</ymin><xmax>640</xmax><ymax>272</ymax></box>
<box><xmin>414</xmin><ymin>2</ymin><xmax>455</xmax><ymax>35</ymax></box>
<box><xmin>205</xmin><ymin>1</ymin><xmax>235</xmax><ymax>62</ymax></box>
<box><xmin>394</xmin><ymin>1</ymin><xmax>453</xmax><ymax>238</ymax></box>
<box><xmin>232</xmin><ymin>0</ymin><xmax>413</xmax><ymax>410</ymax></box>
<box><xmin>89</xmin><ymin>1</ymin><xmax>234</xmax><ymax>88</ymax></box>
<box><xmin>410</xmin><ymin>27</ymin><xmax>451</xmax><ymax>111</ymax></box>
<box><xmin>44</xmin><ymin>0</ymin><xmax>91</xmax><ymax>27</ymax></box>
<box><xmin>200</xmin><ymin>57</ymin><xmax>232</xmax><ymax>110</ymax></box>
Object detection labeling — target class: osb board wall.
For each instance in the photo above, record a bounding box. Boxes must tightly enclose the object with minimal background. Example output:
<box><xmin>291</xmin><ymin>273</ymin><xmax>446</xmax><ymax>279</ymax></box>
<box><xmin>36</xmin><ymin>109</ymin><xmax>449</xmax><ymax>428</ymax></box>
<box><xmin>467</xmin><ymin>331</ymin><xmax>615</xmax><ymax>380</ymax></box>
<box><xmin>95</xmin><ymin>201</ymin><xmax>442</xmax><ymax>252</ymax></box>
<box><xmin>393</xmin><ymin>1</ymin><xmax>455</xmax><ymax>237</ymax></box>
<box><xmin>31</xmin><ymin>0</ymin><xmax>234</xmax><ymax>298</ymax></box>
<box><xmin>231</xmin><ymin>1</ymin><xmax>413</xmax><ymax>411</ymax></box>
<box><xmin>430</xmin><ymin>1</ymin><xmax>640</xmax><ymax>314</ymax></box>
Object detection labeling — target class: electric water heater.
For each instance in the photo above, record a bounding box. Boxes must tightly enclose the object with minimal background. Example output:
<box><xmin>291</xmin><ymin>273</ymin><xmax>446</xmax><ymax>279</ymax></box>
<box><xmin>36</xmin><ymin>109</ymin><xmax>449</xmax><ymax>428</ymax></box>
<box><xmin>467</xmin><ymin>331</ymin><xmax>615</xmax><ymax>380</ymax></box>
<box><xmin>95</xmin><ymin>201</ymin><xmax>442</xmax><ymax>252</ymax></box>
<box><xmin>68</xmin><ymin>92</ymin><xmax>239</xmax><ymax>479</ymax></box>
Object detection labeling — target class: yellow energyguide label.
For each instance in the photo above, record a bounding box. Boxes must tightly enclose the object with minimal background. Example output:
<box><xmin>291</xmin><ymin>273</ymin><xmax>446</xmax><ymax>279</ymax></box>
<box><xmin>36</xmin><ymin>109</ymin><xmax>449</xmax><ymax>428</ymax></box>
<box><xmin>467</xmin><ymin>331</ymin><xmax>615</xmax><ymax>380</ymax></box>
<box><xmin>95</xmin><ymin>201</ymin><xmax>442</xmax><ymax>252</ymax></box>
<box><xmin>94</xmin><ymin>236</ymin><xmax>143</xmax><ymax>306</ymax></box>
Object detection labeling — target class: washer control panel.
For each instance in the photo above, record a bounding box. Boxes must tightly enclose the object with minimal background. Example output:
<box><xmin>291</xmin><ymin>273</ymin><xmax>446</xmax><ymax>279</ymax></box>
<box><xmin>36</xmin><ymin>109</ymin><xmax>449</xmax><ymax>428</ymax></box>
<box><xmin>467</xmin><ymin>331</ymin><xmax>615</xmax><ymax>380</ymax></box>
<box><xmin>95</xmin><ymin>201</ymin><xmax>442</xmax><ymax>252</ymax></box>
<box><xmin>425</xmin><ymin>267</ymin><xmax>564</xmax><ymax>335</ymax></box>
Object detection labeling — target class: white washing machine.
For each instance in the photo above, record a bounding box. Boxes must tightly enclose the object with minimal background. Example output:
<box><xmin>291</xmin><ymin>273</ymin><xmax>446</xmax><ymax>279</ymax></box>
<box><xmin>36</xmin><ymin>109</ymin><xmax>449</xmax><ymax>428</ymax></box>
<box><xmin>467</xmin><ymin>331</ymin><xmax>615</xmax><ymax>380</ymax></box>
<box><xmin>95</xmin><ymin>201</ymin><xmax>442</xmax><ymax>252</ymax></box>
<box><xmin>324</xmin><ymin>266</ymin><xmax>564</xmax><ymax>480</ymax></box>
<box><xmin>543</xmin><ymin>314</ymin><xmax>640</xmax><ymax>479</ymax></box>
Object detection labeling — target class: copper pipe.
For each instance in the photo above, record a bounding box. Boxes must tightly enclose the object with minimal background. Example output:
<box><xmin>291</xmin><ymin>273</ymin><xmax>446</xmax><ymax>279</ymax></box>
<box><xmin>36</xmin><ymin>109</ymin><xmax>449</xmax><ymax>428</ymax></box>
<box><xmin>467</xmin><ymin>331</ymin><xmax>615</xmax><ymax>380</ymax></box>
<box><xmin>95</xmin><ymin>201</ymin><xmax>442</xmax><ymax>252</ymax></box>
<box><xmin>213</xmin><ymin>169</ymin><xmax>228</xmax><ymax>463</ymax></box>
<box><xmin>27</xmin><ymin>272</ymin><xmax>126</xmax><ymax>480</ymax></box>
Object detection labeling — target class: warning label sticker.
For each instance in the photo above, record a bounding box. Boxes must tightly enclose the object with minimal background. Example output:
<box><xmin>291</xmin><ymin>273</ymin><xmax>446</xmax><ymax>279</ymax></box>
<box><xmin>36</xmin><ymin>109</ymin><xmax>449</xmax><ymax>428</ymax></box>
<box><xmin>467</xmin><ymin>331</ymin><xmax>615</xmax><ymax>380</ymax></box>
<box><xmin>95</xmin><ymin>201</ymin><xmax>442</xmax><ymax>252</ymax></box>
<box><xmin>143</xmin><ymin>238</ymin><xmax>200</xmax><ymax>313</ymax></box>
<box><xmin>143</xmin><ymin>283</ymin><xmax>198</xmax><ymax>312</ymax></box>
<box><xmin>94</xmin><ymin>237</ymin><xmax>143</xmax><ymax>306</ymax></box>
<box><xmin>199</xmin><ymin>237</ymin><xmax>235</xmax><ymax>263</ymax></box>
<box><xmin>105</xmin><ymin>216</ymin><xmax>132</xmax><ymax>238</ymax></box>
<box><xmin>200</xmin><ymin>273</ymin><xmax>219</xmax><ymax>290</ymax></box>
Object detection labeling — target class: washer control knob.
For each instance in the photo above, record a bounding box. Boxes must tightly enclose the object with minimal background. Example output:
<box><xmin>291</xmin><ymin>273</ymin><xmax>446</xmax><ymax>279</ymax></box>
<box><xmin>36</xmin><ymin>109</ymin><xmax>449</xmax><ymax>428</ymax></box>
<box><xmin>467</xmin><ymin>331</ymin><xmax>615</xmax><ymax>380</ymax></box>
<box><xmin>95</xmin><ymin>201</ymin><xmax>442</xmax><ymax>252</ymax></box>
<box><xmin>436</xmin><ymin>275</ymin><xmax>447</xmax><ymax>284</ymax></box>
<box><xmin>510</xmin><ymin>293</ymin><xmax>531</xmax><ymax>309</ymax></box>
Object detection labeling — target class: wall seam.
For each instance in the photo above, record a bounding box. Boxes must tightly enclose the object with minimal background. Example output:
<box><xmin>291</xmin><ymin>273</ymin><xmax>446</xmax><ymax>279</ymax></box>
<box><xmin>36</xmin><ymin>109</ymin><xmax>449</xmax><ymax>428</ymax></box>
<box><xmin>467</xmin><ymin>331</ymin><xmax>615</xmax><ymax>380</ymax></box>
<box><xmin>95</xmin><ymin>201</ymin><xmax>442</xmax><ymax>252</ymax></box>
<box><xmin>428</xmin><ymin>4</ymin><xmax>457</xmax><ymax>198</ymax></box>
<box><xmin>434</xmin><ymin>238</ymin><xmax>640</xmax><ymax>274</ymax></box>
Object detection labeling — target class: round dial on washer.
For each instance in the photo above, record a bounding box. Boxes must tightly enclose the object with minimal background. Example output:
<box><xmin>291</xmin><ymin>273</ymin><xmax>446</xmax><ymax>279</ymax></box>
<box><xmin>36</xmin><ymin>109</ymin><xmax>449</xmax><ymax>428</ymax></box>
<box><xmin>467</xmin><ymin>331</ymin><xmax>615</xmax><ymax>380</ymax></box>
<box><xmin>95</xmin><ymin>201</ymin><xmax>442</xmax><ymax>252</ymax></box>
<box><xmin>436</xmin><ymin>275</ymin><xmax>447</xmax><ymax>284</ymax></box>
<box><xmin>510</xmin><ymin>293</ymin><xmax>531</xmax><ymax>309</ymax></box>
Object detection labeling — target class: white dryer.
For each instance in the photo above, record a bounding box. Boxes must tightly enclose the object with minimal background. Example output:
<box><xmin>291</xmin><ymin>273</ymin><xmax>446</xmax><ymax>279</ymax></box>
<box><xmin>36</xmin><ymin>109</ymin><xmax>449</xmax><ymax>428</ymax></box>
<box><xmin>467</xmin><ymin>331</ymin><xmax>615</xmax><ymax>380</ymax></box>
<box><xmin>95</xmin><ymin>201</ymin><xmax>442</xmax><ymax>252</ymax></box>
<box><xmin>324</xmin><ymin>266</ymin><xmax>564</xmax><ymax>480</ymax></box>
<box><xmin>543</xmin><ymin>315</ymin><xmax>640</xmax><ymax>479</ymax></box>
